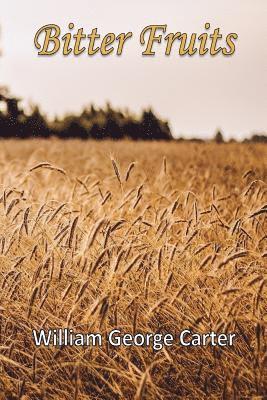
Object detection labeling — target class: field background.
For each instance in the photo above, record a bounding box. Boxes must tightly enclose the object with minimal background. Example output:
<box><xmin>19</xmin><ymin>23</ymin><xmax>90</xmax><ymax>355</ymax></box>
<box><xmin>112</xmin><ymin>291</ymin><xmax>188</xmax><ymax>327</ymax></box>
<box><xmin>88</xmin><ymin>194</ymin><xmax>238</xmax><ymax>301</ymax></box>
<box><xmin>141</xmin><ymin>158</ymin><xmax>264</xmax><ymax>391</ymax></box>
<box><xmin>0</xmin><ymin>139</ymin><xmax>266</xmax><ymax>399</ymax></box>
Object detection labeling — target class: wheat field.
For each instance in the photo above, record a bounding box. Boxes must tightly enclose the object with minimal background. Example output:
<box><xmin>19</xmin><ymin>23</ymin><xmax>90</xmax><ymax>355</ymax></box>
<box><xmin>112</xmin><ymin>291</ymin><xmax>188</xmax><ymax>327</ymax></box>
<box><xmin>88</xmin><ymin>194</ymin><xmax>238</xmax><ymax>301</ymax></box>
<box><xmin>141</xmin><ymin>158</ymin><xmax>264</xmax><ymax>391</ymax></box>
<box><xmin>0</xmin><ymin>139</ymin><xmax>266</xmax><ymax>399</ymax></box>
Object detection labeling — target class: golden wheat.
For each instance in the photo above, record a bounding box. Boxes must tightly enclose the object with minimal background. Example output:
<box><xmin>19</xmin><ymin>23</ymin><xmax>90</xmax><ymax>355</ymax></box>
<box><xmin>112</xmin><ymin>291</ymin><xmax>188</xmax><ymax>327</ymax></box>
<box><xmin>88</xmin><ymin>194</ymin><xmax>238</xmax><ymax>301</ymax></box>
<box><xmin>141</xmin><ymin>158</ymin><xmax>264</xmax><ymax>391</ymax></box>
<box><xmin>0</xmin><ymin>139</ymin><xmax>266</xmax><ymax>399</ymax></box>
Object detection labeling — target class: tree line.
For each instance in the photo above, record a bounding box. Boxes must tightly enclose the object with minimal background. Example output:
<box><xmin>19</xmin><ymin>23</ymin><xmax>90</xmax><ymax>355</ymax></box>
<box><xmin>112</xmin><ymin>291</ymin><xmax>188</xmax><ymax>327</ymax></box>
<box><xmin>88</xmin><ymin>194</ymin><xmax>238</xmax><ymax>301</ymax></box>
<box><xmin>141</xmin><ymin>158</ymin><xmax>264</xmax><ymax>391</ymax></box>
<box><xmin>0</xmin><ymin>90</ymin><xmax>266</xmax><ymax>142</ymax></box>
<box><xmin>0</xmin><ymin>90</ymin><xmax>172</xmax><ymax>140</ymax></box>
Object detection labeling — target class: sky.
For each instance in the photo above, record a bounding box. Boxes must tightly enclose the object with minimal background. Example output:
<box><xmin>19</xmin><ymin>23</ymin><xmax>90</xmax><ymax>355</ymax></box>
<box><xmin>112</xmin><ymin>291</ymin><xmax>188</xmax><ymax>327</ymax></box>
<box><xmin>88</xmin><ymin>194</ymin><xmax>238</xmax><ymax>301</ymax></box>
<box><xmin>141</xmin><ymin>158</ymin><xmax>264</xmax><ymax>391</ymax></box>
<box><xmin>0</xmin><ymin>0</ymin><xmax>266</xmax><ymax>139</ymax></box>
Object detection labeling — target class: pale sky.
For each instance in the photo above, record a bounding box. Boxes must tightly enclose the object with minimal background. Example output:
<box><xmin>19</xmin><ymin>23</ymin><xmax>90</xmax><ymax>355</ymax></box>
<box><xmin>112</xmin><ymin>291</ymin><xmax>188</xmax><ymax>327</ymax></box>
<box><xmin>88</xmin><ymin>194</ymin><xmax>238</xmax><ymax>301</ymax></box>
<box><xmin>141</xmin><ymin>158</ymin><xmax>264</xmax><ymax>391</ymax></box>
<box><xmin>0</xmin><ymin>0</ymin><xmax>266</xmax><ymax>139</ymax></box>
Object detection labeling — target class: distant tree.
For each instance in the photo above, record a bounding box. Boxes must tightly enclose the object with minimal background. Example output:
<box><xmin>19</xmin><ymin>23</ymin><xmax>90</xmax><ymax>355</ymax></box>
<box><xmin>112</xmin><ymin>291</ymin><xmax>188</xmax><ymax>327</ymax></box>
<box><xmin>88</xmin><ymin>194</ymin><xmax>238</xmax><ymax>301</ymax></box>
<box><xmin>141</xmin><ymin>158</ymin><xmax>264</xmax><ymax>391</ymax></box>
<box><xmin>104</xmin><ymin>118</ymin><xmax>123</xmax><ymax>140</ymax></box>
<box><xmin>124</xmin><ymin>120</ymin><xmax>140</xmax><ymax>140</ymax></box>
<box><xmin>214</xmin><ymin>130</ymin><xmax>224</xmax><ymax>144</ymax></box>
<box><xmin>249</xmin><ymin>134</ymin><xmax>267</xmax><ymax>143</ymax></box>
<box><xmin>61</xmin><ymin>118</ymin><xmax>87</xmax><ymax>139</ymax></box>
<box><xmin>141</xmin><ymin>109</ymin><xmax>172</xmax><ymax>140</ymax></box>
<box><xmin>6</xmin><ymin>97</ymin><xmax>21</xmax><ymax>121</ymax></box>
<box><xmin>90</xmin><ymin>123</ymin><xmax>103</xmax><ymax>140</ymax></box>
<box><xmin>23</xmin><ymin>105</ymin><xmax>50</xmax><ymax>138</ymax></box>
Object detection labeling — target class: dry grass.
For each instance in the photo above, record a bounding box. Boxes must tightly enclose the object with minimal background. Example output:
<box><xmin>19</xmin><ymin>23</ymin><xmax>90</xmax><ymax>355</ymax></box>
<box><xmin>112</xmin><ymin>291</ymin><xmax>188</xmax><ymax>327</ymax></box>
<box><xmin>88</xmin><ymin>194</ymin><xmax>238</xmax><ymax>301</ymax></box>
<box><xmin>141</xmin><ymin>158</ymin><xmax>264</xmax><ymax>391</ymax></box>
<box><xmin>0</xmin><ymin>139</ymin><xmax>266</xmax><ymax>399</ymax></box>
